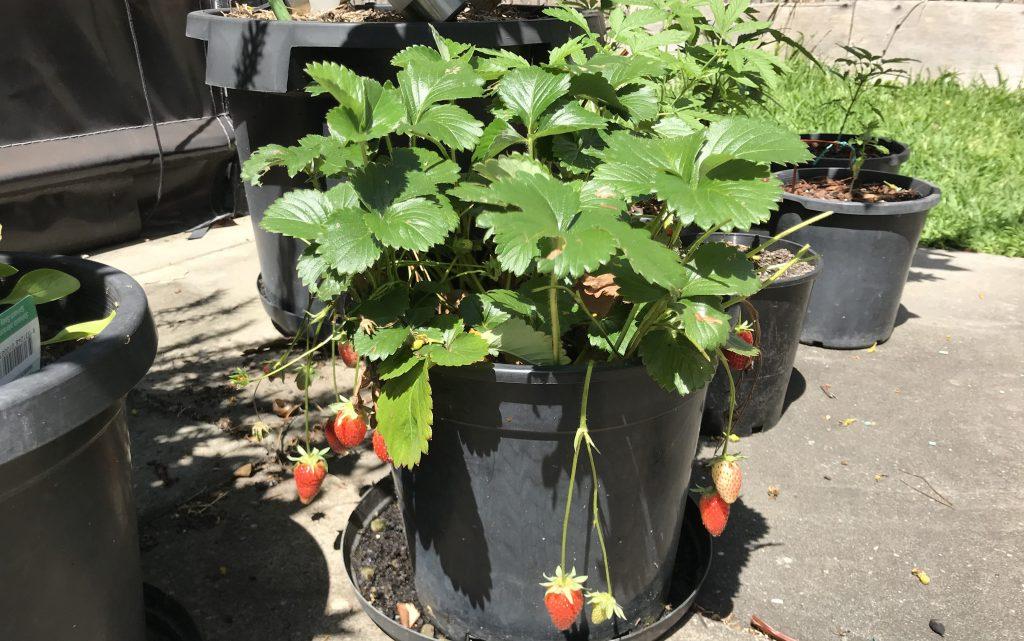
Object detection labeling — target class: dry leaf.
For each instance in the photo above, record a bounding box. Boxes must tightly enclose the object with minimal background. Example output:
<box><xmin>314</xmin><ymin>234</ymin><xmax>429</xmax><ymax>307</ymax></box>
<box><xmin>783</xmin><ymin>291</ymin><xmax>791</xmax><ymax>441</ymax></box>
<box><xmin>578</xmin><ymin>273</ymin><xmax>620</xmax><ymax>318</ymax></box>
<box><xmin>874</xmin><ymin>473</ymin><xmax>887</xmax><ymax>482</ymax></box>
<box><xmin>272</xmin><ymin>398</ymin><xmax>299</xmax><ymax>419</ymax></box>
<box><xmin>767</xmin><ymin>485</ymin><xmax>780</xmax><ymax>499</ymax></box>
<box><xmin>911</xmin><ymin>568</ymin><xmax>930</xmax><ymax>585</ymax></box>
<box><xmin>397</xmin><ymin>602</ymin><xmax>420</xmax><ymax>628</ymax></box>
<box><xmin>840</xmin><ymin>417</ymin><xmax>857</xmax><ymax>427</ymax></box>
<box><xmin>234</xmin><ymin>463</ymin><xmax>255</xmax><ymax>478</ymax></box>
<box><xmin>820</xmin><ymin>383</ymin><xmax>837</xmax><ymax>399</ymax></box>
<box><xmin>866</xmin><ymin>342</ymin><xmax>877</xmax><ymax>353</ymax></box>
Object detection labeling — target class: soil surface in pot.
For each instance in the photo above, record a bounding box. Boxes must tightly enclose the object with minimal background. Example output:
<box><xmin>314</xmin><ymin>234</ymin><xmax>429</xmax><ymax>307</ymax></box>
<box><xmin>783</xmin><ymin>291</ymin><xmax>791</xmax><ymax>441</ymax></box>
<box><xmin>805</xmin><ymin>139</ymin><xmax>890</xmax><ymax>160</ymax></box>
<box><xmin>227</xmin><ymin>3</ymin><xmax>545</xmax><ymax>23</ymax></box>
<box><xmin>749</xmin><ymin>245</ymin><xmax>815</xmax><ymax>282</ymax></box>
<box><xmin>351</xmin><ymin>502</ymin><xmax>436</xmax><ymax>636</ymax></box>
<box><xmin>783</xmin><ymin>176</ymin><xmax>919</xmax><ymax>203</ymax></box>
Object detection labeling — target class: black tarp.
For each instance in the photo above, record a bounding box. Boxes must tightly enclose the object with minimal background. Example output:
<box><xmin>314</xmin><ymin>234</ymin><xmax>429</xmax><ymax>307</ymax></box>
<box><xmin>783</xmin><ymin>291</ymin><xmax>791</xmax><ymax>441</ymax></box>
<box><xmin>0</xmin><ymin>0</ymin><xmax>236</xmax><ymax>252</ymax></box>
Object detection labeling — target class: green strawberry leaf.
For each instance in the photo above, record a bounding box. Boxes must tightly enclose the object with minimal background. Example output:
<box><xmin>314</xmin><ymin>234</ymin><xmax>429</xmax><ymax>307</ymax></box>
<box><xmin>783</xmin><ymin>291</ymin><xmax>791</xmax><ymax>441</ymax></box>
<box><xmin>315</xmin><ymin>209</ymin><xmax>381</xmax><ymax>275</ymax></box>
<box><xmin>698</xmin><ymin>117</ymin><xmax>811</xmax><ymax>175</ymax></box>
<box><xmin>482</xmin><ymin>317</ymin><xmax>566</xmax><ymax>365</ymax></box>
<box><xmin>375</xmin><ymin>360</ymin><xmax>433</xmax><ymax>468</ymax></box>
<box><xmin>352</xmin><ymin>283</ymin><xmax>410</xmax><ymax>324</ymax></box>
<box><xmin>354</xmin><ymin>327</ymin><xmax>410</xmax><ymax>361</ymax></box>
<box><xmin>410</xmin><ymin>103</ymin><xmax>484</xmax><ymax>151</ymax></box>
<box><xmin>497</xmin><ymin>66</ymin><xmax>570</xmax><ymax>132</ymax></box>
<box><xmin>261</xmin><ymin>190</ymin><xmax>332</xmax><ymax>240</ymax></box>
<box><xmin>420</xmin><ymin>332</ymin><xmax>490</xmax><ymax>367</ymax></box>
<box><xmin>680</xmin><ymin>242</ymin><xmax>760</xmax><ymax>298</ymax></box>
<box><xmin>639</xmin><ymin>328</ymin><xmax>716</xmax><ymax>396</ymax></box>
<box><xmin>678</xmin><ymin>300</ymin><xmax>731</xmax><ymax>351</ymax></box>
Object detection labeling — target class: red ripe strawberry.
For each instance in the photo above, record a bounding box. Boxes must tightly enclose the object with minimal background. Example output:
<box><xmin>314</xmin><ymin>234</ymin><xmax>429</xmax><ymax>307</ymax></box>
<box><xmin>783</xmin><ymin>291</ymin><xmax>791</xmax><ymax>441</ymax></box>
<box><xmin>711</xmin><ymin>455</ymin><xmax>743</xmax><ymax>504</ymax></box>
<box><xmin>324</xmin><ymin>420</ymin><xmax>344</xmax><ymax>454</ymax></box>
<box><xmin>540</xmin><ymin>566</ymin><xmax>587</xmax><ymax>631</ymax></box>
<box><xmin>697</xmin><ymin>488</ymin><xmax>730</xmax><ymax>537</ymax></box>
<box><xmin>372</xmin><ymin>430</ymin><xmax>391</xmax><ymax>464</ymax></box>
<box><xmin>331</xmin><ymin>401</ymin><xmax>368</xmax><ymax>450</ymax></box>
<box><xmin>290</xmin><ymin>446</ymin><xmax>329</xmax><ymax>505</ymax></box>
<box><xmin>338</xmin><ymin>341</ymin><xmax>359</xmax><ymax>368</ymax></box>
<box><xmin>724</xmin><ymin>322</ymin><xmax>755</xmax><ymax>371</ymax></box>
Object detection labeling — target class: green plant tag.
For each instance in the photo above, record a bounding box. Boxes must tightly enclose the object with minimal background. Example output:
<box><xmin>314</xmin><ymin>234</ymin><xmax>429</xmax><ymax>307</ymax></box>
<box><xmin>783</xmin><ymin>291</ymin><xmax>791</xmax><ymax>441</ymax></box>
<box><xmin>0</xmin><ymin>296</ymin><xmax>41</xmax><ymax>385</ymax></box>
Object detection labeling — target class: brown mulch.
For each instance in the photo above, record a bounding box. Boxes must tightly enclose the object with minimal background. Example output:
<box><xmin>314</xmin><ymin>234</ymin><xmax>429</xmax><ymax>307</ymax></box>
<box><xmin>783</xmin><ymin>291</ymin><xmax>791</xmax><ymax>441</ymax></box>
<box><xmin>783</xmin><ymin>176</ymin><xmax>920</xmax><ymax>203</ymax></box>
<box><xmin>225</xmin><ymin>3</ymin><xmax>545</xmax><ymax>23</ymax></box>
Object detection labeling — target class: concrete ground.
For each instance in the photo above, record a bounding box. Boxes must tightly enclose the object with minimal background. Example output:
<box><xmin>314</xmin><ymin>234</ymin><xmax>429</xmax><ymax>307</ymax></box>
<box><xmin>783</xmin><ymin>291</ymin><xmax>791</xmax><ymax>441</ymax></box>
<box><xmin>94</xmin><ymin>218</ymin><xmax>1024</xmax><ymax>641</ymax></box>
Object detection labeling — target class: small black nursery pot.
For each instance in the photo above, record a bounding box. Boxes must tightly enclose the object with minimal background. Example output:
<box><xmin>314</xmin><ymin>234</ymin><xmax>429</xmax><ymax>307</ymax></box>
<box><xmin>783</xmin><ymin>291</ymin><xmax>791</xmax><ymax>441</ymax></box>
<box><xmin>701</xmin><ymin>233</ymin><xmax>821</xmax><ymax>436</ymax></box>
<box><xmin>772</xmin><ymin>167</ymin><xmax>941</xmax><ymax>349</ymax></box>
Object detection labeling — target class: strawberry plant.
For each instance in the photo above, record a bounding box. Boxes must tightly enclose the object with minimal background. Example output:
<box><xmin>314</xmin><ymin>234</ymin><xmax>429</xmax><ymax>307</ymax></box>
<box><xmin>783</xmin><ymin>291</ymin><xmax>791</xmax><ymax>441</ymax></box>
<box><xmin>233</xmin><ymin>6</ymin><xmax>823</xmax><ymax>629</ymax></box>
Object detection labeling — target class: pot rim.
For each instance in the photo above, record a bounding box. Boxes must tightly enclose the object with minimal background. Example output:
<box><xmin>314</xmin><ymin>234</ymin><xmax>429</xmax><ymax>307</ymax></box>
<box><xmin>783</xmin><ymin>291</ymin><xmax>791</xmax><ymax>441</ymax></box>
<box><xmin>0</xmin><ymin>253</ymin><xmax>157</xmax><ymax>468</ymax></box>
<box><xmin>774</xmin><ymin>167</ymin><xmax>941</xmax><ymax>216</ymax></box>
<box><xmin>701</xmin><ymin>232</ymin><xmax>821</xmax><ymax>289</ymax></box>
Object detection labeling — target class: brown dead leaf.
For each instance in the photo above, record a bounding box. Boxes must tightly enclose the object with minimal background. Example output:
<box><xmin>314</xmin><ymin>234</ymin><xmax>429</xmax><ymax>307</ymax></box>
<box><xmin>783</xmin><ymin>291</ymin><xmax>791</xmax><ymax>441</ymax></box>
<box><xmin>578</xmin><ymin>273</ymin><xmax>621</xmax><ymax>318</ymax></box>
<box><xmin>397</xmin><ymin>602</ymin><xmax>420</xmax><ymax>628</ymax></box>
<box><xmin>820</xmin><ymin>383</ymin><xmax>837</xmax><ymax>399</ymax></box>
<box><xmin>272</xmin><ymin>398</ymin><xmax>299</xmax><ymax>419</ymax></box>
<box><xmin>233</xmin><ymin>463</ymin><xmax>255</xmax><ymax>478</ymax></box>
<box><xmin>767</xmin><ymin>485</ymin><xmax>780</xmax><ymax>499</ymax></box>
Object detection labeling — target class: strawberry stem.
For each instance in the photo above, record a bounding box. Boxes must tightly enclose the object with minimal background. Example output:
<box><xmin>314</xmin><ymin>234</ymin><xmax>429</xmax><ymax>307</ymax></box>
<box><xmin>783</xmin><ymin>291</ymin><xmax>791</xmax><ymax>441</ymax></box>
<box><xmin>549</xmin><ymin>272</ymin><xmax>561</xmax><ymax>363</ymax></box>
<box><xmin>585</xmin><ymin>441</ymin><xmax>613</xmax><ymax>594</ymax></box>
<box><xmin>716</xmin><ymin>349</ymin><xmax>737</xmax><ymax>457</ymax></box>
<box><xmin>559</xmin><ymin>360</ymin><xmax>595</xmax><ymax>570</ymax></box>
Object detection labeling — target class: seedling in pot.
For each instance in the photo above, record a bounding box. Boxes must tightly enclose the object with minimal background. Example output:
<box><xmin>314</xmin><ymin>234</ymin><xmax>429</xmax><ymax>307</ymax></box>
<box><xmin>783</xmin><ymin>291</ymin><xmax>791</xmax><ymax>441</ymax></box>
<box><xmin>807</xmin><ymin>44</ymin><xmax>913</xmax><ymax>192</ymax></box>
<box><xmin>0</xmin><ymin>243</ymin><xmax>116</xmax><ymax>381</ymax></box>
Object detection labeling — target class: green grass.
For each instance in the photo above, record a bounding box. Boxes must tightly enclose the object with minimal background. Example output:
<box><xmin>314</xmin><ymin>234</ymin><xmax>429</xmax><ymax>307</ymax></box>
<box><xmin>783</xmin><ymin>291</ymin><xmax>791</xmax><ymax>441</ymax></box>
<box><xmin>761</xmin><ymin>61</ymin><xmax>1024</xmax><ymax>257</ymax></box>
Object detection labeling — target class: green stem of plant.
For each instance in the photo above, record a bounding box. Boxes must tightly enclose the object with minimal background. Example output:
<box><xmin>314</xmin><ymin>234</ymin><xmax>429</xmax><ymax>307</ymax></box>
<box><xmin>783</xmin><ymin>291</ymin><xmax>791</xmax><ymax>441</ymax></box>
<box><xmin>585</xmin><ymin>443</ymin><xmax>613</xmax><ymax>593</ymax></box>
<box><xmin>549</xmin><ymin>272</ymin><xmax>561</xmax><ymax>363</ymax></box>
<box><xmin>613</xmin><ymin>304</ymin><xmax>642</xmax><ymax>355</ymax></box>
<box><xmin>268</xmin><ymin>0</ymin><xmax>291</xmax><ymax>21</ymax></box>
<box><xmin>681</xmin><ymin>222</ymin><xmax>729</xmax><ymax>263</ymax></box>
<box><xmin>716</xmin><ymin>350</ymin><xmax>737</xmax><ymax>457</ymax></box>
<box><xmin>257</xmin><ymin>334</ymin><xmax>334</xmax><ymax>383</ymax></box>
<box><xmin>624</xmin><ymin>297</ymin><xmax>669</xmax><ymax>359</ymax></box>
<box><xmin>553</xmin><ymin>285</ymin><xmax>617</xmax><ymax>355</ymax></box>
<box><xmin>351</xmin><ymin>356</ymin><xmax>365</xmax><ymax>408</ymax></box>
<box><xmin>331</xmin><ymin>324</ymin><xmax>340</xmax><ymax>401</ymax></box>
<box><xmin>761</xmin><ymin>245</ymin><xmax>811</xmax><ymax>288</ymax></box>
<box><xmin>559</xmin><ymin>360</ymin><xmax>595</xmax><ymax>569</ymax></box>
<box><xmin>745</xmin><ymin>210</ymin><xmax>833</xmax><ymax>258</ymax></box>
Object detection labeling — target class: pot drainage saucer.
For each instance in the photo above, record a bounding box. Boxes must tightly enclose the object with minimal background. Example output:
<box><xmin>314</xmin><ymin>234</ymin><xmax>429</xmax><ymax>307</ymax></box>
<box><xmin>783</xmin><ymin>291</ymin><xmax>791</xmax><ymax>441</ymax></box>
<box><xmin>342</xmin><ymin>476</ymin><xmax>712</xmax><ymax>641</ymax></box>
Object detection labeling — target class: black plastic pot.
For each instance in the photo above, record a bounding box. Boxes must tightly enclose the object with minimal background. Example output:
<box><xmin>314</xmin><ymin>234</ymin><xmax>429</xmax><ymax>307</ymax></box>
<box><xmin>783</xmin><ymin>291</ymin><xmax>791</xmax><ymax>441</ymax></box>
<box><xmin>344</xmin><ymin>476</ymin><xmax>712</xmax><ymax>641</ymax></box>
<box><xmin>772</xmin><ymin>168</ymin><xmax>941</xmax><ymax>349</ymax></box>
<box><xmin>0</xmin><ymin>253</ymin><xmax>158</xmax><ymax>641</ymax></box>
<box><xmin>795</xmin><ymin>133</ymin><xmax>910</xmax><ymax>173</ymax></box>
<box><xmin>393</xmin><ymin>362</ymin><xmax>707</xmax><ymax>641</ymax></box>
<box><xmin>186</xmin><ymin>7</ymin><xmax>603</xmax><ymax>335</ymax></box>
<box><xmin>700</xmin><ymin>234</ymin><xmax>820</xmax><ymax>436</ymax></box>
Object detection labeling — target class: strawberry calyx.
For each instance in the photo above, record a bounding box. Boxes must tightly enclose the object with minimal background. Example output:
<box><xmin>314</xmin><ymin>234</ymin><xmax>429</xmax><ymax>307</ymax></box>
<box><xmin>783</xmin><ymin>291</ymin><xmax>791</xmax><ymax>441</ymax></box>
<box><xmin>288</xmin><ymin>444</ymin><xmax>329</xmax><ymax>469</ymax></box>
<box><xmin>711</xmin><ymin>453</ymin><xmax>744</xmax><ymax>465</ymax></box>
<box><xmin>587</xmin><ymin>591</ymin><xmax>625</xmax><ymax>624</ymax></box>
<box><xmin>332</xmin><ymin>400</ymin><xmax>361</xmax><ymax>422</ymax></box>
<box><xmin>690</xmin><ymin>484</ymin><xmax>717</xmax><ymax>497</ymax></box>
<box><xmin>734</xmin><ymin>320</ymin><xmax>754</xmax><ymax>335</ymax></box>
<box><xmin>540</xmin><ymin>566</ymin><xmax>587</xmax><ymax>601</ymax></box>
